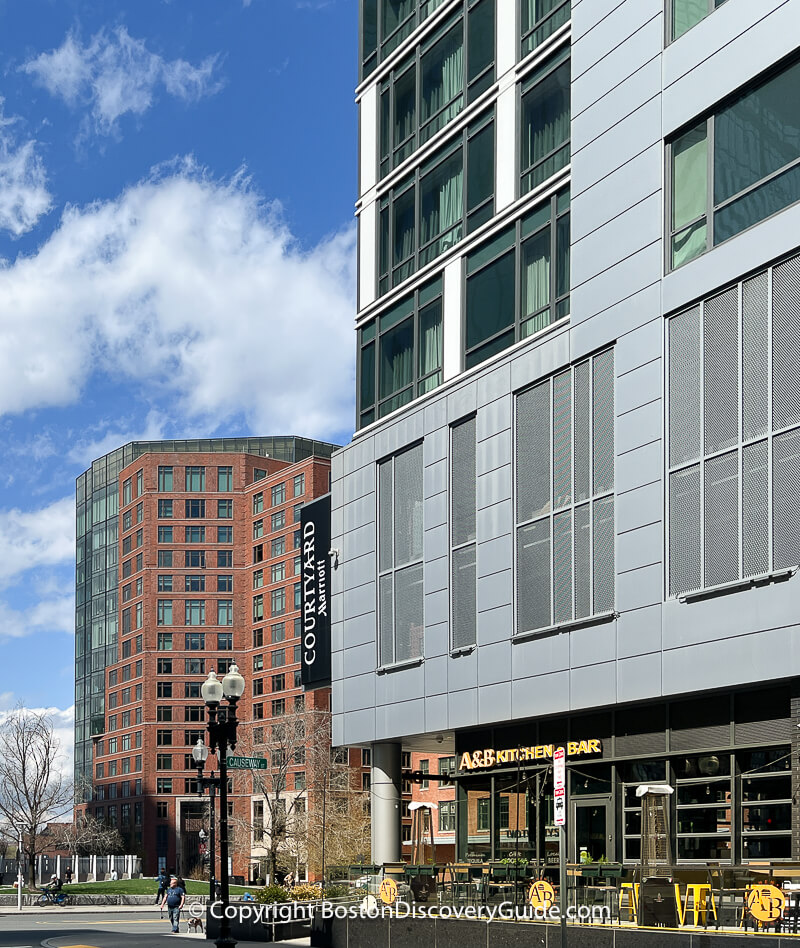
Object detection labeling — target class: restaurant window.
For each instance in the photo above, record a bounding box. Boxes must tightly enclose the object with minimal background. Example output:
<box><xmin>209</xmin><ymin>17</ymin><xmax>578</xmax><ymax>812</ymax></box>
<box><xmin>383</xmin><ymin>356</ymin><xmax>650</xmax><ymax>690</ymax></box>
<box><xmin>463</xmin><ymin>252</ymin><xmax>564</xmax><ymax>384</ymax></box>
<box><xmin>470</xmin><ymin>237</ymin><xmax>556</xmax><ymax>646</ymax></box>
<box><xmin>739</xmin><ymin>747</ymin><xmax>792</xmax><ymax>860</ymax></box>
<box><xmin>670</xmin><ymin>58</ymin><xmax>800</xmax><ymax>269</ymax></box>
<box><xmin>378</xmin><ymin>110</ymin><xmax>495</xmax><ymax>296</ymax></box>
<box><xmin>358</xmin><ymin>277</ymin><xmax>443</xmax><ymax>429</ymax></box>
<box><xmin>377</xmin><ymin>0</ymin><xmax>495</xmax><ymax>173</ymax></box>
<box><xmin>516</xmin><ymin>349</ymin><xmax>615</xmax><ymax>634</ymax></box>
<box><xmin>465</xmin><ymin>187</ymin><xmax>569</xmax><ymax>369</ymax></box>
<box><xmin>520</xmin><ymin>48</ymin><xmax>569</xmax><ymax>196</ymax></box>
<box><xmin>451</xmin><ymin>416</ymin><xmax>476</xmax><ymax>649</ymax></box>
<box><xmin>619</xmin><ymin>760</ymin><xmax>666</xmax><ymax>863</ymax></box>
<box><xmin>668</xmin><ymin>257</ymin><xmax>800</xmax><ymax>597</ymax></box>
<box><xmin>674</xmin><ymin>754</ymin><xmax>733</xmax><ymax>861</ymax></box>
<box><xmin>670</xmin><ymin>0</ymin><xmax>727</xmax><ymax>42</ymax></box>
<box><xmin>378</xmin><ymin>443</ymin><xmax>424</xmax><ymax>665</ymax></box>
<box><xmin>521</xmin><ymin>0</ymin><xmax>570</xmax><ymax>58</ymax></box>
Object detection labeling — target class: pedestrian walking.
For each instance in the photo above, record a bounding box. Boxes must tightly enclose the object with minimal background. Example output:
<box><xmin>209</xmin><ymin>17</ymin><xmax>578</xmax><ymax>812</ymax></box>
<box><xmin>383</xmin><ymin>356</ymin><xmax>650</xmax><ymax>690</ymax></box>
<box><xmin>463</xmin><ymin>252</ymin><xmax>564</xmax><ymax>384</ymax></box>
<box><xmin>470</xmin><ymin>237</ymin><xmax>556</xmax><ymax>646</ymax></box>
<box><xmin>64</xmin><ymin>866</ymin><xmax>73</xmax><ymax>884</ymax></box>
<box><xmin>160</xmin><ymin>876</ymin><xmax>186</xmax><ymax>933</ymax></box>
<box><xmin>155</xmin><ymin>867</ymin><xmax>169</xmax><ymax>905</ymax></box>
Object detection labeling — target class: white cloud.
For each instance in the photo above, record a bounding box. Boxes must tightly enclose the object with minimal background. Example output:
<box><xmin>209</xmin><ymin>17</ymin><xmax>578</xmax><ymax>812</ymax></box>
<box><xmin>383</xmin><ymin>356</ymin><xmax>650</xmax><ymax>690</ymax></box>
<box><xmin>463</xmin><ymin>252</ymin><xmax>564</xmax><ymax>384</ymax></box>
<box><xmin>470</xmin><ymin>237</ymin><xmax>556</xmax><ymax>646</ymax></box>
<box><xmin>0</xmin><ymin>498</ymin><xmax>75</xmax><ymax>585</ymax></box>
<box><xmin>0</xmin><ymin>99</ymin><xmax>52</xmax><ymax>236</ymax></box>
<box><xmin>0</xmin><ymin>162</ymin><xmax>356</xmax><ymax>437</ymax></box>
<box><xmin>66</xmin><ymin>409</ymin><xmax>169</xmax><ymax>467</ymax></box>
<box><xmin>22</xmin><ymin>27</ymin><xmax>223</xmax><ymax>136</ymax></box>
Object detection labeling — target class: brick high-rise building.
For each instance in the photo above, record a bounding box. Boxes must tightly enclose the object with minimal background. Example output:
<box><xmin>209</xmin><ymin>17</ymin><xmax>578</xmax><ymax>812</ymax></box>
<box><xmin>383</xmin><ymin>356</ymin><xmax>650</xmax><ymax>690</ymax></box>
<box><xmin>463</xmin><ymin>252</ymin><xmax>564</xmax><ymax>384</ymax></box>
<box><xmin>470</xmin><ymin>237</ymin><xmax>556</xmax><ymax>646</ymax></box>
<box><xmin>74</xmin><ymin>437</ymin><xmax>338</xmax><ymax>876</ymax></box>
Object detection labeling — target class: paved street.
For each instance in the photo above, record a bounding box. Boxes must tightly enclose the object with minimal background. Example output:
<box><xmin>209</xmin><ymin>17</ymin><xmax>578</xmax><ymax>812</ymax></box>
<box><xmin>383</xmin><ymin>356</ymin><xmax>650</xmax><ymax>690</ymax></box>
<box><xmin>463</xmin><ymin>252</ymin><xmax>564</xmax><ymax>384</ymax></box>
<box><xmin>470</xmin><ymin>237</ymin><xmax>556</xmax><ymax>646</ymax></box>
<box><xmin>0</xmin><ymin>909</ymin><xmax>310</xmax><ymax>948</ymax></box>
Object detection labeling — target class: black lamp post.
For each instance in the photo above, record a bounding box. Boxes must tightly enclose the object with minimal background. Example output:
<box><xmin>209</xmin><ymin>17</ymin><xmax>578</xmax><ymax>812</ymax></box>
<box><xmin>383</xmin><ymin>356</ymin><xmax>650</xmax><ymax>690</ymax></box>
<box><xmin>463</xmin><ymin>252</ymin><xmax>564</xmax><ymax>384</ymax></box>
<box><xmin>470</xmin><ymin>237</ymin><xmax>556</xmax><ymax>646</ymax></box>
<box><xmin>195</xmin><ymin>666</ymin><xmax>245</xmax><ymax>948</ymax></box>
<box><xmin>193</xmin><ymin>739</ymin><xmax>218</xmax><ymax>904</ymax></box>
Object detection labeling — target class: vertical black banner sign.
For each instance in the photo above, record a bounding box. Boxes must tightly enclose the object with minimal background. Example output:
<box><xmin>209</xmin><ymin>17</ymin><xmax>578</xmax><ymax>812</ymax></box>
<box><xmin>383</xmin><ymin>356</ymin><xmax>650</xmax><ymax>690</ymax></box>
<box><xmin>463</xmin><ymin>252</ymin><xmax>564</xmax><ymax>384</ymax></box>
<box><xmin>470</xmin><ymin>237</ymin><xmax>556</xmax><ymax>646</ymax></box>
<box><xmin>300</xmin><ymin>495</ymin><xmax>332</xmax><ymax>686</ymax></box>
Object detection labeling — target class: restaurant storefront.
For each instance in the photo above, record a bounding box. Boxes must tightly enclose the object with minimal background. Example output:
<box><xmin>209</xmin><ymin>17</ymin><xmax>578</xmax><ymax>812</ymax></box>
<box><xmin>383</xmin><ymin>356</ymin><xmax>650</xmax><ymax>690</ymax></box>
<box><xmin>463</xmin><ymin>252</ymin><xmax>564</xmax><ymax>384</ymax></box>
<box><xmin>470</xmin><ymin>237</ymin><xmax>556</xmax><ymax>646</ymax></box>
<box><xmin>454</xmin><ymin>685</ymin><xmax>796</xmax><ymax>867</ymax></box>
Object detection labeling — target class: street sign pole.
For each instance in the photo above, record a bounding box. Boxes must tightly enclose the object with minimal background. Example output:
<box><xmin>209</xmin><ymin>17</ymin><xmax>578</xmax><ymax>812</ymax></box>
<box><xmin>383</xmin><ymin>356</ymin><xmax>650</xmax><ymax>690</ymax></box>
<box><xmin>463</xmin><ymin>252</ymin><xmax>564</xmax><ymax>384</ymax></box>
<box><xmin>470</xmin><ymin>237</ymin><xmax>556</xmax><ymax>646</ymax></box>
<box><xmin>554</xmin><ymin>747</ymin><xmax>567</xmax><ymax>948</ymax></box>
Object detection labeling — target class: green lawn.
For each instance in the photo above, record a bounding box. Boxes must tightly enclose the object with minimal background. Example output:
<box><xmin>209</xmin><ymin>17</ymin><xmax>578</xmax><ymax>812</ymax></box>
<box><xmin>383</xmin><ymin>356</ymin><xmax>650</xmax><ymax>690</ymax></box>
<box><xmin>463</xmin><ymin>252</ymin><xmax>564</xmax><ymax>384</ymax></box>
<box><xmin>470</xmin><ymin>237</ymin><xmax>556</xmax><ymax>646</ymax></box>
<box><xmin>0</xmin><ymin>878</ymin><xmax>251</xmax><ymax>896</ymax></box>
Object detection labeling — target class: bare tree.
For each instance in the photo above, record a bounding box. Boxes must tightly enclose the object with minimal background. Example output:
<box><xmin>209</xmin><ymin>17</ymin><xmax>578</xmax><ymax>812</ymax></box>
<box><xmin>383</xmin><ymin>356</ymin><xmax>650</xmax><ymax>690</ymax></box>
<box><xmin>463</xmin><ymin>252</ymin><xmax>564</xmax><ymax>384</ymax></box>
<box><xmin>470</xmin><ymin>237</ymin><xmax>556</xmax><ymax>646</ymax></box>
<box><xmin>0</xmin><ymin>706</ymin><xmax>73</xmax><ymax>885</ymax></box>
<box><xmin>53</xmin><ymin>815</ymin><xmax>125</xmax><ymax>857</ymax></box>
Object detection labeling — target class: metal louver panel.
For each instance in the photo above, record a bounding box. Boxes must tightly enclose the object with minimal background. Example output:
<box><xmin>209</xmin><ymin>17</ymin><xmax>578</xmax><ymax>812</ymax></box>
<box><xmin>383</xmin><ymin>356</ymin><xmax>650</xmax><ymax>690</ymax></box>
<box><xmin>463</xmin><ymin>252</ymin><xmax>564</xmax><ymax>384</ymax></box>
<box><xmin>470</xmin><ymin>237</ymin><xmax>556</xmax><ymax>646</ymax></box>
<box><xmin>379</xmin><ymin>461</ymin><xmax>393</xmax><ymax>571</ymax></box>
<box><xmin>735</xmin><ymin>715</ymin><xmax>792</xmax><ymax>745</ymax></box>
<box><xmin>452</xmin><ymin>417</ymin><xmax>477</xmax><ymax>546</ymax></box>
<box><xmin>704</xmin><ymin>450</ymin><xmax>739</xmax><ymax>587</ymax></box>
<box><xmin>379</xmin><ymin>573</ymin><xmax>394</xmax><ymax>665</ymax></box>
<box><xmin>452</xmin><ymin>544</ymin><xmax>477</xmax><ymax>649</ymax></box>
<box><xmin>616</xmin><ymin>705</ymin><xmax>667</xmax><ymax>756</ymax></box>
<box><xmin>773</xmin><ymin>254</ymin><xmax>800</xmax><ymax>430</ymax></box>
<box><xmin>615</xmin><ymin>729</ymin><xmax>667</xmax><ymax>757</ymax></box>
<box><xmin>574</xmin><ymin>502</ymin><xmax>591</xmax><ymax>618</ymax></box>
<box><xmin>394</xmin><ymin>444</ymin><xmax>423</xmax><ymax>566</ymax></box>
<box><xmin>553</xmin><ymin>510</ymin><xmax>573</xmax><ymax>623</ymax></box>
<box><xmin>670</xmin><ymin>698</ymin><xmax>729</xmax><ymax>751</ymax></box>
<box><xmin>517</xmin><ymin>381</ymin><xmax>551</xmax><ymax>522</ymax></box>
<box><xmin>394</xmin><ymin>562</ymin><xmax>424</xmax><ymax>661</ymax></box>
<box><xmin>734</xmin><ymin>686</ymin><xmax>791</xmax><ymax>744</ymax></box>
<box><xmin>592</xmin><ymin>349</ymin><xmax>615</xmax><ymax>494</ymax></box>
<box><xmin>704</xmin><ymin>288</ymin><xmax>739</xmax><ymax>456</ymax></box>
<box><xmin>669</xmin><ymin>306</ymin><xmax>702</xmax><ymax>466</ymax></box>
<box><xmin>742</xmin><ymin>273</ymin><xmax>769</xmax><ymax>442</ymax></box>
<box><xmin>517</xmin><ymin>519</ymin><xmax>551</xmax><ymax>632</ymax></box>
<box><xmin>773</xmin><ymin>428</ymin><xmax>800</xmax><ymax>569</ymax></box>
<box><xmin>670</xmin><ymin>722</ymin><xmax>730</xmax><ymax>752</ymax></box>
<box><xmin>552</xmin><ymin>370</ymin><xmax>572</xmax><ymax>509</ymax></box>
<box><xmin>742</xmin><ymin>440</ymin><xmax>769</xmax><ymax>578</ymax></box>
<box><xmin>669</xmin><ymin>465</ymin><xmax>701</xmax><ymax>596</ymax></box>
<box><xmin>593</xmin><ymin>496</ymin><xmax>615</xmax><ymax>613</ymax></box>
<box><xmin>574</xmin><ymin>360</ymin><xmax>591</xmax><ymax>503</ymax></box>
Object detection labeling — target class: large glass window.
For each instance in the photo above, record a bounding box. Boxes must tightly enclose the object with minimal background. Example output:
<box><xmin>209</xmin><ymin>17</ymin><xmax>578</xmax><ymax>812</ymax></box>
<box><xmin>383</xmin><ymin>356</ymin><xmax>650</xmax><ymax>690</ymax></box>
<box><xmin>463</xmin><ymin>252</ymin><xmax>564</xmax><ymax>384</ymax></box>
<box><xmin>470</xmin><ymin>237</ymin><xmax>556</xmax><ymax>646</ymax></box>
<box><xmin>465</xmin><ymin>187</ymin><xmax>569</xmax><ymax>370</ymax></box>
<box><xmin>185</xmin><ymin>466</ymin><xmax>205</xmax><ymax>491</ymax></box>
<box><xmin>667</xmin><ymin>255</ymin><xmax>800</xmax><ymax>597</ymax></box>
<box><xmin>379</xmin><ymin>110</ymin><xmax>495</xmax><ymax>295</ymax></box>
<box><xmin>670</xmin><ymin>58</ymin><xmax>800</xmax><ymax>268</ymax></box>
<box><xmin>378</xmin><ymin>444</ymin><xmax>424</xmax><ymax>665</ymax></box>
<box><xmin>358</xmin><ymin>277</ymin><xmax>442</xmax><ymax>428</ymax></box>
<box><xmin>521</xmin><ymin>0</ymin><xmax>570</xmax><ymax>58</ymax></box>
<box><xmin>674</xmin><ymin>753</ymin><xmax>732</xmax><ymax>861</ymax></box>
<box><xmin>670</xmin><ymin>0</ymin><xmax>727</xmax><ymax>42</ymax></box>
<box><xmin>516</xmin><ymin>349</ymin><xmax>615</xmax><ymax>634</ymax></box>
<box><xmin>520</xmin><ymin>49</ymin><xmax>570</xmax><ymax>196</ymax></box>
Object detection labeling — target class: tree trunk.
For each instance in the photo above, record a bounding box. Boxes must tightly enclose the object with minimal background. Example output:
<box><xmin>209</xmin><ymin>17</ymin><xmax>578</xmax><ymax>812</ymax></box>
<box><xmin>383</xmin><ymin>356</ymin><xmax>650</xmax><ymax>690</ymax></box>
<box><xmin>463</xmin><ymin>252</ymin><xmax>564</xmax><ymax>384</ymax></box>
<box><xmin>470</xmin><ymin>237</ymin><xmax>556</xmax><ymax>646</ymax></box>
<box><xmin>26</xmin><ymin>846</ymin><xmax>35</xmax><ymax>888</ymax></box>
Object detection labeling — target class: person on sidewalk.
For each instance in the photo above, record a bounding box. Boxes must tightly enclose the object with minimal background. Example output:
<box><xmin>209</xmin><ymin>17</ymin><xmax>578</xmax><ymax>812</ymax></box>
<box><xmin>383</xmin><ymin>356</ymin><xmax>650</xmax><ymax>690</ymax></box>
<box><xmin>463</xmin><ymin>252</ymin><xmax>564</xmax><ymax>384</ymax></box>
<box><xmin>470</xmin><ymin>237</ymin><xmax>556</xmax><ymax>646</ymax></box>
<box><xmin>160</xmin><ymin>876</ymin><xmax>186</xmax><ymax>934</ymax></box>
<box><xmin>64</xmin><ymin>866</ymin><xmax>73</xmax><ymax>884</ymax></box>
<box><xmin>155</xmin><ymin>867</ymin><xmax>168</xmax><ymax>905</ymax></box>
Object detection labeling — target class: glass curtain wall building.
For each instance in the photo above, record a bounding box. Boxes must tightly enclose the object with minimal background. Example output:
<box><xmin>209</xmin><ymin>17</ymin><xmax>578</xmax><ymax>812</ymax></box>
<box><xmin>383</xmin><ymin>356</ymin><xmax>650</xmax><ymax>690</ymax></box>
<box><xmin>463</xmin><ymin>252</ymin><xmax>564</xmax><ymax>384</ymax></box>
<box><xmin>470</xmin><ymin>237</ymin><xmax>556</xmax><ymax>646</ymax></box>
<box><xmin>74</xmin><ymin>437</ymin><xmax>335</xmax><ymax>797</ymax></box>
<box><xmin>332</xmin><ymin>0</ymin><xmax>800</xmax><ymax>867</ymax></box>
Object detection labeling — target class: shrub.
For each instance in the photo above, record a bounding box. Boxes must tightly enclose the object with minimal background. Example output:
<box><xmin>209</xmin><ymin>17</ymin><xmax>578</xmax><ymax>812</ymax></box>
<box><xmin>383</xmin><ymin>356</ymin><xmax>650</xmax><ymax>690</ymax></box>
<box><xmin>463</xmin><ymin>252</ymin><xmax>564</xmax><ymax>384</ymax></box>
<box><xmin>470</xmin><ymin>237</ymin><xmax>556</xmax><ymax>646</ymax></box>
<box><xmin>255</xmin><ymin>884</ymin><xmax>289</xmax><ymax>904</ymax></box>
<box><xmin>289</xmin><ymin>883</ymin><xmax>322</xmax><ymax>901</ymax></box>
<box><xmin>322</xmin><ymin>884</ymin><xmax>350</xmax><ymax>899</ymax></box>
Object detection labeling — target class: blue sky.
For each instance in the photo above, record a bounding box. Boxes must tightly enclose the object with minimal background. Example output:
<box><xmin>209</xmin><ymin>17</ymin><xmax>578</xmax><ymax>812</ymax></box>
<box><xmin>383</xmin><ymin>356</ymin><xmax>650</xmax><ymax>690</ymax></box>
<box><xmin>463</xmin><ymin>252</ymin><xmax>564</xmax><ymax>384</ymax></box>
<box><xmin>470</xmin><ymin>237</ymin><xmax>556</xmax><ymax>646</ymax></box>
<box><xmin>0</xmin><ymin>0</ymin><xmax>359</xmax><ymax>754</ymax></box>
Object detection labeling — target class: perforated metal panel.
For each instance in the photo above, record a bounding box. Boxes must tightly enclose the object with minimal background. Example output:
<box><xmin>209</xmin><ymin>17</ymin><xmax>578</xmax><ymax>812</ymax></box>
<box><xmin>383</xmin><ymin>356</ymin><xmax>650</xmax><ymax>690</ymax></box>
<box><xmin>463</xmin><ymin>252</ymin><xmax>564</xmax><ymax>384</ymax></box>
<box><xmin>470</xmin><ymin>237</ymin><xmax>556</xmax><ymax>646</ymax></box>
<box><xmin>742</xmin><ymin>273</ymin><xmax>769</xmax><ymax>442</ymax></box>
<box><xmin>452</xmin><ymin>417</ymin><xmax>477</xmax><ymax>546</ymax></box>
<box><xmin>395</xmin><ymin>562</ymin><xmax>424</xmax><ymax>661</ymax></box>
<box><xmin>452</xmin><ymin>544</ymin><xmax>476</xmax><ymax>649</ymax></box>
<box><xmin>517</xmin><ymin>519</ymin><xmax>551</xmax><ymax>632</ymax></box>
<box><xmin>773</xmin><ymin>428</ymin><xmax>800</xmax><ymax>570</ymax></box>
<box><xmin>593</xmin><ymin>496</ymin><xmax>615</xmax><ymax>614</ymax></box>
<box><xmin>704</xmin><ymin>288</ymin><xmax>739</xmax><ymax>456</ymax></box>
<box><xmin>552</xmin><ymin>370</ymin><xmax>572</xmax><ymax>509</ymax></box>
<box><xmin>592</xmin><ymin>349</ymin><xmax>615</xmax><ymax>494</ymax></box>
<box><xmin>772</xmin><ymin>254</ymin><xmax>800</xmax><ymax>431</ymax></box>
<box><xmin>574</xmin><ymin>502</ymin><xmax>591</xmax><ymax>618</ymax></box>
<box><xmin>379</xmin><ymin>573</ymin><xmax>394</xmax><ymax>665</ymax></box>
<box><xmin>516</xmin><ymin>381</ymin><xmax>551</xmax><ymax>522</ymax></box>
<box><xmin>394</xmin><ymin>443</ymin><xmax>423</xmax><ymax>566</ymax></box>
<box><xmin>704</xmin><ymin>450</ymin><xmax>739</xmax><ymax>587</ymax></box>
<box><xmin>574</xmin><ymin>360</ymin><xmax>591</xmax><ymax>503</ymax></box>
<box><xmin>669</xmin><ymin>465</ymin><xmax>701</xmax><ymax>596</ymax></box>
<box><xmin>669</xmin><ymin>306</ymin><xmax>702</xmax><ymax>466</ymax></box>
<box><xmin>379</xmin><ymin>460</ymin><xmax>394</xmax><ymax>572</ymax></box>
<box><xmin>553</xmin><ymin>510</ymin><xmax>573</xmax><ymax>623</ymax></box>
<box><xmin>742</xmin><ymin>440</ymin><xmax>769</xmax><ymax>578</ymax></box>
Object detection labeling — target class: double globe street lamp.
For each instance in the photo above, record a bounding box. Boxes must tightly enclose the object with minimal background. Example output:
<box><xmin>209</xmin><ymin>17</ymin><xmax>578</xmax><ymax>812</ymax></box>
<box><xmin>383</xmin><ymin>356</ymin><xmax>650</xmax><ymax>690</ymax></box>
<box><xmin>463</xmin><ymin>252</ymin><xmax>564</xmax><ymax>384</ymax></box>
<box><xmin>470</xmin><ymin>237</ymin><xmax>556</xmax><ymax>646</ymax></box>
<box><xmin>191</xmin><ymin>664</ymin><xmax>245</xmax><ymax>948</ymax></box>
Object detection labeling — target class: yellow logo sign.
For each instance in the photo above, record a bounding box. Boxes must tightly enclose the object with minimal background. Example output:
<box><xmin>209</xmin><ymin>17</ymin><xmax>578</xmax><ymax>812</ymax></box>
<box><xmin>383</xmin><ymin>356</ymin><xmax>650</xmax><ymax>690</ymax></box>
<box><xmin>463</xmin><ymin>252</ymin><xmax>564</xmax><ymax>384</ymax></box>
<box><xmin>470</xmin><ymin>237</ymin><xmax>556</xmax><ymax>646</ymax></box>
<box><xmin>379</xmin><ymin>878</ymin><xmax>398</xmax><ymax>905</ymax></box>
<box><xmin>528</xmin><ymin>879</ymin><xmax>555</xmax><ymax>911</ymax></box>
<box><xmin>746</xmin><ymin>884</ymin><xmax>785</xmax><ymax>923</ymax></box>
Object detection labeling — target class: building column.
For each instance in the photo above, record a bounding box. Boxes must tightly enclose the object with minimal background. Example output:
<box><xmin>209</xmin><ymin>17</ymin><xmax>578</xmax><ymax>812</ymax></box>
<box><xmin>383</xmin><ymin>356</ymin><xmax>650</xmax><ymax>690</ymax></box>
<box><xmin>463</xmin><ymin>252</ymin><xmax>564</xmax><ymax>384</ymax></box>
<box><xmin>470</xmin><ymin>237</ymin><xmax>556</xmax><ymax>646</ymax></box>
<box><xmin>371</xmin><ymin>742</ymin><xmax>402</xmax><ymax>864</ymax></box>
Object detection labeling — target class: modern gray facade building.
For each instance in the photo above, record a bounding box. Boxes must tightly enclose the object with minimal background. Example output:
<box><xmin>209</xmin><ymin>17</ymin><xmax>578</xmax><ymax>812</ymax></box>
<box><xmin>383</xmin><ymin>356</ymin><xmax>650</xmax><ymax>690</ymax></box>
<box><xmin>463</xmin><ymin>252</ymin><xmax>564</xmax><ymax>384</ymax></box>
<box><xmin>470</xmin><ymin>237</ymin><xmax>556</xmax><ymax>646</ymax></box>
<box><xmin>331</xmin><ymin>0</ymin><xmax>800</xmax><ymax>866</ymax></box>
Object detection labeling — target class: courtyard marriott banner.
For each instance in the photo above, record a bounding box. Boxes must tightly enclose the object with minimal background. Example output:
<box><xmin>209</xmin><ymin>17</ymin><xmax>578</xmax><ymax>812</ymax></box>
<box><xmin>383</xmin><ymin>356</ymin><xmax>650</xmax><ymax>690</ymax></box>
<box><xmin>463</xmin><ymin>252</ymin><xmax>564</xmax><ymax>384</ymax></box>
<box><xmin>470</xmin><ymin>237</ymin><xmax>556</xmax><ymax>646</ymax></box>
<box><xmin>300</xmin><ymin>494</ymin><xmax>332</xmax><ymax>686</ymax></box>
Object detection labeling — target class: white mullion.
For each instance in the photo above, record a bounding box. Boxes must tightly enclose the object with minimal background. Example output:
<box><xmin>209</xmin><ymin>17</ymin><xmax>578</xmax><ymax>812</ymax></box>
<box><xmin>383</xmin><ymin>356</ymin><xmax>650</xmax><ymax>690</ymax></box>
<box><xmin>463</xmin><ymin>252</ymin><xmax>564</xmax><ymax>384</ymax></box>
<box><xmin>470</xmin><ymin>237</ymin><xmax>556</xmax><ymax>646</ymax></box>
<box><xmin>699</xmin><ymin>302</ymin><xmax>706</xmax><ymax>591</ymax></box>
<box><xmin>767</xmin><ymin>266</ymin><xmax>774</xmax><ymax>573</ymax></box>
<box><xmin>737</xmin><ymin>279</ymin><xmax>744</xmax><ymax>582</ymax></box>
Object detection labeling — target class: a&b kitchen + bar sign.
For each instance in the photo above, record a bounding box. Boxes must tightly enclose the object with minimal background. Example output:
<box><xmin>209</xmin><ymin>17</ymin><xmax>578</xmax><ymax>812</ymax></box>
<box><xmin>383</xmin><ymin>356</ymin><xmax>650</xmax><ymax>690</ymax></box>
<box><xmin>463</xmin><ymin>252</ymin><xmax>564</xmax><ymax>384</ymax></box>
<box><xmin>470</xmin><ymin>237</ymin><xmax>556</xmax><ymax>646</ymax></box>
<box><xmin>300</xmin><ymin>494</ymin><xmax>332</xmax><ymax>686</ymax></box>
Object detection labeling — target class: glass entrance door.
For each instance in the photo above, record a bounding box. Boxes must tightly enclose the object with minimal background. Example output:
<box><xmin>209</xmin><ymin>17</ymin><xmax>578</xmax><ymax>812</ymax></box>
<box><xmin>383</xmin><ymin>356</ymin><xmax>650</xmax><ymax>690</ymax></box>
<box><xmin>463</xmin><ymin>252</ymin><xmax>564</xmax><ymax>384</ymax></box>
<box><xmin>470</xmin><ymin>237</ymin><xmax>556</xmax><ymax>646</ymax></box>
<box><xmin>572</xmin><ymin>799</ymin><xmax>612</xmax><ymax>863</ymax></box>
